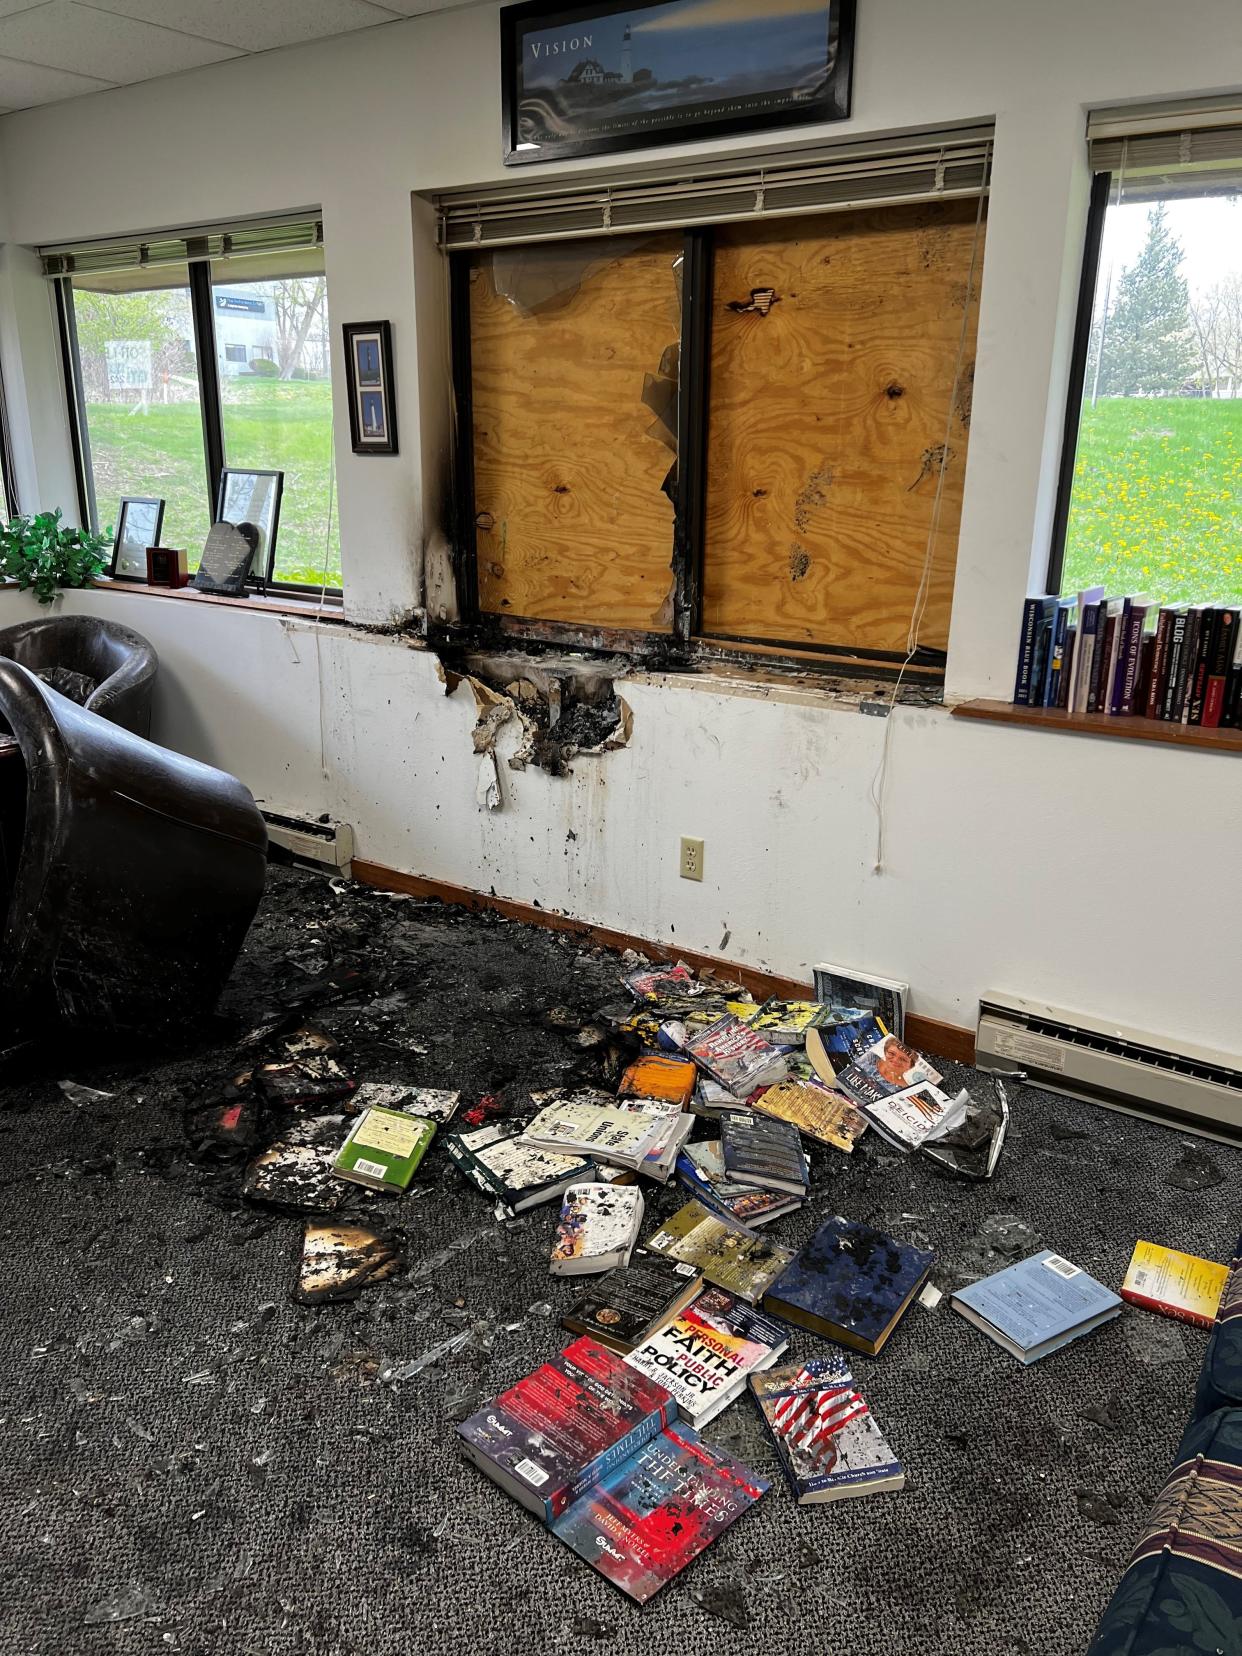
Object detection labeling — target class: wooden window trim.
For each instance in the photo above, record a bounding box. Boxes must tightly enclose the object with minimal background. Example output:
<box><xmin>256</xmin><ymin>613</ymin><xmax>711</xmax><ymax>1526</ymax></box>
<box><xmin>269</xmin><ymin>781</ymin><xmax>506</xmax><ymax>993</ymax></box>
<box><xmin>952</xmin><ymin>697</ymin><xmax>1242</xmax><ymax>753</ymax></box>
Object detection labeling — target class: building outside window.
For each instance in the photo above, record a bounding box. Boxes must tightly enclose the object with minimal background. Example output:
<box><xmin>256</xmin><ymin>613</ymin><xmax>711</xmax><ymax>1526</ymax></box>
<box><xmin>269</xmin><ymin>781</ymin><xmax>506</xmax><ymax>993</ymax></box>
<box><xmin>48</xmin><ymin>216</ymin><xmax>338</xmax><ymax>594</ymax></box>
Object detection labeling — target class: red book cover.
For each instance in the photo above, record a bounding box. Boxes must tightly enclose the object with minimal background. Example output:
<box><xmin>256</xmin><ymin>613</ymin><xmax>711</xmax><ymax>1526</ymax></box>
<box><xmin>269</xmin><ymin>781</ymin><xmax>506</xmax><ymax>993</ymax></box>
<box><xmin>1203</xmin><ymin>608</ymin><xmax>1237</xmax><ymax>729</ymax></box>
<box><xmin>457</xmin><ymin>1338</ymin><xmax>674</xmax><ymax>1522</ymax></box>
<box><xmin>550</xmin><ymin>1422</ymin><xmax>768</xmax><ymax>1602</ymax></box>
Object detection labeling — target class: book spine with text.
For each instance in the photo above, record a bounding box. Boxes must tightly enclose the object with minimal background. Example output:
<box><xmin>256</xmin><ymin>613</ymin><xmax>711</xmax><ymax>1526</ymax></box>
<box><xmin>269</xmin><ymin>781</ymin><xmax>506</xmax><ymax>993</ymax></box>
<box><xmin>1203</xmin><ymin>608</ymin><xmax>1238</xmax><ymax>729</ymax></box>
<box><xmin>1118</xmin><ymin>605</ymin><xmax>1148</xmax><ymax>715</ymax></box>
<box><xmin>1012</xmin><ymin>598</ymin><xmax>1044</xmax><ymax>705</ymax></box>
<box><xmin>1187</xmin><ymin>609</ymin><xmax>1219</xmax><ymax>727</ymax></box>
<box><xmin>1072</xmin><ymin>602</ymin><xmax>1101</xmax><ymax>712</ymax></box>
<box><xmin>1108</xmin><ymin>599</ymin><xmax>1133</xmax><ymax>714</ymax></box>
<box><xmin>1145</xmin><ymin>608</ymin><xmax>1173</xmax><ymax>719</ymax></box>
<box><xmin>1119</xmin><ymin>1285</ymin><xmax>1217</xmax><ymax>1332</ymax></box>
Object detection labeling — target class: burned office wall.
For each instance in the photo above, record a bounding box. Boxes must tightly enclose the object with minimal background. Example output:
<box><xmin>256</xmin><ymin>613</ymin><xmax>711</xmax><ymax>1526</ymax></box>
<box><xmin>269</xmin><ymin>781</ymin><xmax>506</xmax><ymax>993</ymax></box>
<box><xmin>467</xmin><ymin>236</ymin><xmax>681</xmax><ymax>634</ymax></box>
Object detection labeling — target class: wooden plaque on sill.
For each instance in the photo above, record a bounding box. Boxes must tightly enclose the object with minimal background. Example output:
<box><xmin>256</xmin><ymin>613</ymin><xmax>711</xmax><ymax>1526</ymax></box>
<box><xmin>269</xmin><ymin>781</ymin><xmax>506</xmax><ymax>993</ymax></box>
<box><xmin>146</xmin><ymin>546</ymin><xmax>189</xmax><ymax>588</ymax></box>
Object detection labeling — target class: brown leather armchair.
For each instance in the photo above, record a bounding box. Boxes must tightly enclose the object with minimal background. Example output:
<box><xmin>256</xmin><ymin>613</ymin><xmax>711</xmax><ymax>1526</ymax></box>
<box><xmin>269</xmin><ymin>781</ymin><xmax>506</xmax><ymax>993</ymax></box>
<box><xmin>0</xmin><ymin>661</ymin><xmax>266</xmax><ymax>1041</ymax></box>
<box><xmin>0</xmin><ymin>614</ymin><xmax>157</xmax><ymax>737</ymax></box>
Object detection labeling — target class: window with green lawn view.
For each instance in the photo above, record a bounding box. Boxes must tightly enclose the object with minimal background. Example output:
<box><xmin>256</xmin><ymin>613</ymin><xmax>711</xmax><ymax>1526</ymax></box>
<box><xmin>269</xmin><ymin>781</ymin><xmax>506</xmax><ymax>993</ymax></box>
<box><xmin>54</xmin><ymin>219</ymin><xmax>339</xmax><ymax>594</ymax></box>
<box><xmin>1058</xmin><ymin>129</ymin><xmax>1242</xmax><ymax>611</ymax></box>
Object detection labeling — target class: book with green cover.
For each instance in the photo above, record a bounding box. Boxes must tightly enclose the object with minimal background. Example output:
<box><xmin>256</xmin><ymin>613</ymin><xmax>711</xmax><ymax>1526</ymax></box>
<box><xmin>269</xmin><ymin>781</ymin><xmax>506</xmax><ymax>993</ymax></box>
<box><xmin>333</xmin><ymin>1106</ymin><xmax>435</xmax><ymax>1192</ymax></box>
<box><xmin>643</xmin><ymin>1198</ymin><xmax>794</xmax><ymax>1306</ymax></box>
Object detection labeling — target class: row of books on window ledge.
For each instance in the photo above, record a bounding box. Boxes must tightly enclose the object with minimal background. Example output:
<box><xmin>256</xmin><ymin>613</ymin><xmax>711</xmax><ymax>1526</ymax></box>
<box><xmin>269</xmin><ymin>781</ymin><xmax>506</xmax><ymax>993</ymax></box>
<box><xmin>1013</xmin><ymin>587</ymin><xmax>1242</xmax><ymax>728</ymax></box>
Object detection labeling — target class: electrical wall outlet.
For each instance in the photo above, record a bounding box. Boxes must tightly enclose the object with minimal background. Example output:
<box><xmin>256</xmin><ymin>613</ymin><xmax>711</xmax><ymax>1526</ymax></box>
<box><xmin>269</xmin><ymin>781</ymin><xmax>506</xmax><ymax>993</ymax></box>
<box><xmin>679</xmin><ymin>836</ymin><xmax>704</xmax><ymax>882</ymax></box>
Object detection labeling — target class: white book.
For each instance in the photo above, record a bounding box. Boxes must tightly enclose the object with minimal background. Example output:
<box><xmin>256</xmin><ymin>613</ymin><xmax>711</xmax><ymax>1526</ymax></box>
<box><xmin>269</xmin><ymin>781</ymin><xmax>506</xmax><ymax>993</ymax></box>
<box><xmin>523</xmin><ymin>1100</ymin><xmax>668</xmax><ymax>1171</ymax></box>
<box><xmin>549</xmin><ymin>1183</ymin><xmax>644</xmax><ymax>1275</ymax></box>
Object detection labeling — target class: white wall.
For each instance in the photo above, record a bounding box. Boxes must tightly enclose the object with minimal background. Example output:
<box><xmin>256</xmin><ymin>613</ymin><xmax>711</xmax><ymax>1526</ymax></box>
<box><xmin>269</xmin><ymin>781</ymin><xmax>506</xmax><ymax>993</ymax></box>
<box><xmin>0</xmin><ymin>2</ymin><xmax>1240</xmax><ymax>1051</ymax></box>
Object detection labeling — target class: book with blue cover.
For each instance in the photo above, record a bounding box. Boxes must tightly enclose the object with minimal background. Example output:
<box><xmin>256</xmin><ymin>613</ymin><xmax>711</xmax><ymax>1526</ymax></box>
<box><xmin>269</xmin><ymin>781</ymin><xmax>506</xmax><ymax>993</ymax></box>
<box><xmin>761</xmin><ymin>1216</ymin><xmax>935</xmax><ymax>1356</ymax></box>
<box><xmin>950</xmin><ymin>1250</ymin><xmax>1122</xmax><ymax>1365</ymax></box>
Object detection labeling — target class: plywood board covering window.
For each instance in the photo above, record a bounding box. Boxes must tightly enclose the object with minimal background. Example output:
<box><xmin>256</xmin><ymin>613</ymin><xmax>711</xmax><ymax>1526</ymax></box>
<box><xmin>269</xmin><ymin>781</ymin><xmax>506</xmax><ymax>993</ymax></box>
<box><xmin>469</xmin><ymin>234</ymin><xmax>682</xmax><ymax>633</ymax></box>
<box><xmin>702</xmin><ymin>200</ymin><xmax>985</xmax><ymax>655</ymax></box>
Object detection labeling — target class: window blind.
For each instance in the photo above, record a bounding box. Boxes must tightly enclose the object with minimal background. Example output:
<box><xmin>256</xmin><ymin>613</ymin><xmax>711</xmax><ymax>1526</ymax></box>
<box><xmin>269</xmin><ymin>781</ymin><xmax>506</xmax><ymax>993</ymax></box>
<box><xmin>1088</xmin><ymin>100</ymin><xmax>1242</xmax><ymax>202</ymax></box>
<box><xmin>39</xmin><ymin>213</ymin><xmax>323</xmax><ymax>281</ymax></box>
<box><xmin>435</xmin><ymin>126</ymin><xmax>993</xmax><ymax>251</ymax></box>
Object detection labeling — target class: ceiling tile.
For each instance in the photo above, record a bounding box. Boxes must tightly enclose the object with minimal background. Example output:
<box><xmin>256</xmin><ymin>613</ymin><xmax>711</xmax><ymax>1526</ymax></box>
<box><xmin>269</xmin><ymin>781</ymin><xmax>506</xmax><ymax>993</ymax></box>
<box><xmin>0</xmin><ymin>1</ymin><xmax>239</xmax><ymax>82</ymax></box>
<box><xmin>82</xmin><ymin>0</ymin><xmax>400</xmax><ymax>52</ymax></box>
<box><xmin>0</xmin><ymin>49</ymin><xmax>113</xmax><ymax>105</ymax></box>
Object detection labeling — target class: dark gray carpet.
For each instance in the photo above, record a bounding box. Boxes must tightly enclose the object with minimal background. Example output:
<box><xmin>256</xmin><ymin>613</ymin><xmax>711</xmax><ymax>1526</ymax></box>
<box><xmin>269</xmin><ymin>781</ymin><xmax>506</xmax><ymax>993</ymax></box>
<box><xmin>1</xmin><ymin>865</ymin><xmax>1238</xmax><ymax>1656</ymax></box>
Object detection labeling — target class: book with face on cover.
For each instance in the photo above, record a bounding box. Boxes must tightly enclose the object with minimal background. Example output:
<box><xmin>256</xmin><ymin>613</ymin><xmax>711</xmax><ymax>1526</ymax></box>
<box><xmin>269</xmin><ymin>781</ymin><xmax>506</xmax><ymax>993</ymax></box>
<box><xmin>834</xmin><ymin>1034</ymin><xmax>941</xmax><ymax>1108</ymax></box>
<box><xmin>623</xmin><ymin>1284</ymin><xmax>789</xmax><ymax>1426</ymax></box>
<box><xmin>804</xmin><ymin>1015</ymin><xmax>887</xmax><ymax>1087</ymax></box>
<box><xmin>951</xmin><ymin>1250</ymin><xmax>1123</xmax><ymax>1364</ymax></box>
<box><xmin>550</xmin><ymin>1422</ymin><xmax>768</xmax><ymax>1604</ymax></box>
<box><xmin>551</xmin><ymin>1183</ymin><xmax>645</xmax><ymax>1275</ymax></box>
<box><xmin>751</xmin><ymin>1079</ymin><xmax>869</xmax><ymax>1154</ymax></box>
<box><xmin>445</xmin><ymin>1121</ymin><xmax>596</xmax><ymax>1213</ymax></box>
<box><xmin>750</xmin><ymin>1357</ymin><xmax>905</xmax><ymax>1505</ymax></box>
<box><xmin>644</xmin><ymin>1199</ymin><xmax>794</xmax><ymax>1306</ymax></box>
<box><xmin>456</xmin><ymin>1336</ymin><xmax>677</xmax><ymax>1524</ymax></box>
<box><xmin>763</xmin><ymin>1216</ymin><xmax>935</xmax><ymax>1356</ymax></box>
<box><xmin>562</xmin><ymin>1252</ymin><xmax>703</xmax><ymax>1353</ymax></box>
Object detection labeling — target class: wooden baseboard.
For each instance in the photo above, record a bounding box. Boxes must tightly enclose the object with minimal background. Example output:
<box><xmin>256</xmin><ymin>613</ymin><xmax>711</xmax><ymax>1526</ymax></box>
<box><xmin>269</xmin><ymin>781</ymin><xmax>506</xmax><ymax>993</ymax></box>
<box><xmin>351</xmin><ymin>859</ymin><xmax>977</xmax><ymax>1066</ymax></box>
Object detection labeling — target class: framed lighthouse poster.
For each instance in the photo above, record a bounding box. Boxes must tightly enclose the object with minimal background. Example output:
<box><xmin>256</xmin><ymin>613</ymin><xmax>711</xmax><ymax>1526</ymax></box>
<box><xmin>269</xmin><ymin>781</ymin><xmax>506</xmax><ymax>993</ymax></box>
<box><xmin>500</xmin><ymin>0</ymin><xmax>855</xmax><ymax>166</ymax></box>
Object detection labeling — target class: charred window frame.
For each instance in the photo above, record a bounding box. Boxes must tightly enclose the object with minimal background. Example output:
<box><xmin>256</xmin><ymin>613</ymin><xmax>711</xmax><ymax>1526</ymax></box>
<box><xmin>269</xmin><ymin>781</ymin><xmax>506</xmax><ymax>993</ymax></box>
<box><xmin>444</xmin><ymin>217</ymin><xmax>977</xmax><ymax>684</ymax></box>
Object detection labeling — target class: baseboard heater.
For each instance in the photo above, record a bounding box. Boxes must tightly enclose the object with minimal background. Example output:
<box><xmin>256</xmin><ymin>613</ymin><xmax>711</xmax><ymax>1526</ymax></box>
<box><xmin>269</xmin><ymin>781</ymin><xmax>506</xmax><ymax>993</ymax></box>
<box><xmin>261</xmin><ymin>810</ymin><xmax>354</xmax><ymax>873</ymax></box>
<box><xmin>976</xmin><ymin>991</ymin><xmax>1242</xmax><ymax>1142</ymax></box>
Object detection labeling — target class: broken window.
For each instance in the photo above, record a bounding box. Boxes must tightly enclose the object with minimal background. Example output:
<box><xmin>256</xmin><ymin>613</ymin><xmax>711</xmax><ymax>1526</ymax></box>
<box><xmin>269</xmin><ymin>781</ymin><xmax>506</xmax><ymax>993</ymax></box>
<box><xmin>446</xmin><ymin>136</ymin><xmax>991</xmax><ymax>677</ymax></box>
<box><xmin>466</xmin><ymin>235</ymin><xmax>682</xmax><ymax>634</ymax></box>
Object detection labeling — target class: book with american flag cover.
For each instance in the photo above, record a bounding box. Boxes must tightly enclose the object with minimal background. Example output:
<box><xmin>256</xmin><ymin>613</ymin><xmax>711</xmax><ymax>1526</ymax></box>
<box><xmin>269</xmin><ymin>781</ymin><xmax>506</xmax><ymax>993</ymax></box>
<box><xmin>749</xmin><ymin>1357</ymin><xmax>905</xmax><ymax>1504</ymax></box>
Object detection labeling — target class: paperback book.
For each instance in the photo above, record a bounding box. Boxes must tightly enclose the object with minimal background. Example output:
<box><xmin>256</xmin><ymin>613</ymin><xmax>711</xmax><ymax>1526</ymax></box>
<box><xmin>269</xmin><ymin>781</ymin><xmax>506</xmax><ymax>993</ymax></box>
<box><xmin>834</xmin><ymin>1034</ymin><xmax>941</xmax><ymax>1109</ymax></box>
<box><xmin>623</xmin><ymin>962</ymin><xmax>703</xmax><ymax>1003</ymax></box>
<box><xmin>445</xmin><ymin>1121</ymin><xmax>596</xmax><ymax>1213</ymax></box>
<box><xmin>750</xmin><ymin>1357</ymin><xmax>905</xmax><ymax>1505</ymax></box>
<box><xmin>751</xmin><ymin>1079</ymin><xmax>869</xmax><ymax>1154</ymax></box>
<box><xmin>618</xmin><ymin>1055</ymin><xmax>697</xmax><ymax>1108</ymax></box>
<box><xmin>550</xmin><ymin>1422</ymin><xmax>768</xmax><ymax>1604</ymax></box>
<box><xmin>812</xmin><ymin>963</ymin><xmax>908</xmax><ymax>1039</ymax></box>
<box><xmin>457</xmin><ymin>1337</ymin><xmax>677</xmax><ymax>1523</ymax></box>
<box><xmin>623</xmin><ymin>1284</ymin><xmax>789</xmax><ymax>1426</ymax></box>
<box><xmin>763</xmin><ymin>1216</ymin><xmax>935</xmax><ymax>1356</ymax></box>
<box><xmin>524</xmin><ymin>1099</ymin><xmax>669</xmax><ymax>1172</ymax></box>
<box><xmin>349</xmin><ymin>1083</ymin><xmax>461</xmax><ymax>1124</ymax></box>
<box><xmin>332</xmin><ymin>1106</ymin><xmax>435</xmax><ymax>1193</ymax></box>
<box><xmin>612</xmin><ymin>1095</ymin><xmax>694</xmax><ymax>1183</ymax></box>
<box><xmin>734</xmin><ymin>999</ymin><xmax>836</xmax><ymax>1046</ymax></box>
<box><xmin>1120</xmin><ymin>1240</ymin><xmax>1227</xmax><ymax>1331</ymax></box>
<box><xmin>804</xmin><ymin>1015</ymin><xmax>886</xmax><ymax>1087</ymax></box>
<box><xmin>718</xmin><ymin>1110</ymin><xmax>809</xmax><ymax>1196</ymax></box>
<box><xmin>675</xmin><ymin>1141</ymin><xmax>803</xmax><ymax>1228</ymax></box>
<box><xmin>683</xmin><ymin>1014</ymin><xmax>789</xmax><ymax>1096</ymax></box>
<box><xmin>950</xmin><ymin>1250</ymin><xmax>1122</xmax><ymax>1364</ymax></box>
<box><xmin>551</xmin><ymin>1183</ymin><xmax>644</xmax><ymax>1276</ymax></box>
<box><xmin>242</xmin><ymin>1116</ymin><xmax>348</xmax><ymax>1212</ymax></box>
<box><xmin>294</xmin><ymin>1220</ymin><xmax>400</xmax><ymax>1305</ymax></box>
<box><xmin>644</xmin><ymin>1198</ymin><xmax>794</xmax><ymax>1306</ymax></box>
<box><xmin>859</xmin><ymin>1082</ymin><xmax>971</xmax><ymax>1153</ymax></box>
<box><xmin>562</xmin><ymin>1253</ymin><xmax>704</xmax><ymax>1353</ymax></box>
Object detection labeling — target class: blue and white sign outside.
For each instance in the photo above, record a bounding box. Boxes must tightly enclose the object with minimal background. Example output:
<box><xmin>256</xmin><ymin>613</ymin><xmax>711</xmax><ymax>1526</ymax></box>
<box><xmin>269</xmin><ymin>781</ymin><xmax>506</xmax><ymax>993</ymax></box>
<box><xmin>215</xmin><ymin>293</ymin><xmax>265</xmax><ymax>315</ymax></box>
<box><xmin>105</xmin><ymin>339</ymin><xmax>153</xmax><ymax>391</ymax></box>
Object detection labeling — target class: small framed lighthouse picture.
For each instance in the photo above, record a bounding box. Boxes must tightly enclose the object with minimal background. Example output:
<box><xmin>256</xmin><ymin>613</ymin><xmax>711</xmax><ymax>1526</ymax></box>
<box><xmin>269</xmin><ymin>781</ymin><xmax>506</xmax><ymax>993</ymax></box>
<box><xmin>500</xmin><ymin>0</ymin><xmax>854</xmax><ymax>166</ymax></box>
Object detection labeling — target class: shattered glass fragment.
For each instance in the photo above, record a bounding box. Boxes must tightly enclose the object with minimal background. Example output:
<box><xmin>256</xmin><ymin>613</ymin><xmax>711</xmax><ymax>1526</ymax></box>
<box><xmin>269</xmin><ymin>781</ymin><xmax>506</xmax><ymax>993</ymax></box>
<box><xmin>84</xmin><ymin>1586</ymin><xmax>156</xmax><ymax>1624</ymax></box>
<box><xmin>1124</xmin><ymin>1317</ymin><xmax>1188</xmax><ymax>1368</ymax></box>
<box><xmin>1076</xmin><ymin>1488</ymin><xmax>1126</xmax><ymax>1525</ymax></box>
<box><xmin>59</xmin><ymin>1080</ymin><xmax>115</xmax><ymax>1105</ymax></box>
<box><xmin>1080</xmin><ymin>1396</ymin><xmax>1123</xmax><ymax>1432</ymax></box>
<box><xmin>951</xmin><ymin>1214</ymin><xmax>1042</xmax><ymax>1283</ymax></box>
<box><xmin>1165</xmin><ymin>1146</ymin><xmax>1225</xmax><ymax>1192</ymax></box>
<box><xmin>688</xmin><ymin>1582</ymin><xmax>750</xmax><ymax>1630</ymax></box>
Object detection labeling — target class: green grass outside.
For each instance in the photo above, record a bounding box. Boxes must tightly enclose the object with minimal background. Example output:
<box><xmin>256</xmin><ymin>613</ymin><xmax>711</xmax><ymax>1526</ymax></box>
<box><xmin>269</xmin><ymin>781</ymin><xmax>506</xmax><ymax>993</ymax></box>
<box><xmin>86</xmin><ymin>379</ymin><xmax>341</xmax><ymax>587</ymax></box>
<box><xmin>1062</xmin><ymin>397</ymin><xmax>1242</xmax><ymax>606</ymax></box>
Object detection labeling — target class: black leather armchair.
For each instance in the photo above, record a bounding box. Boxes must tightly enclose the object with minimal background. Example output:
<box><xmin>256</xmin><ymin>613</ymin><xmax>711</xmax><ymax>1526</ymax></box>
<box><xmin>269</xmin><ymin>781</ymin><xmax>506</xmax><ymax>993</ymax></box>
<box><xmin>0</xmin><ymin>661</ymin><xmax>266</xmax><ymax>1042</ymax></box>
<box><xmin>0</xmin><ymin>614</ymin><xmax>158</xmax><ymax>737</ymax></box>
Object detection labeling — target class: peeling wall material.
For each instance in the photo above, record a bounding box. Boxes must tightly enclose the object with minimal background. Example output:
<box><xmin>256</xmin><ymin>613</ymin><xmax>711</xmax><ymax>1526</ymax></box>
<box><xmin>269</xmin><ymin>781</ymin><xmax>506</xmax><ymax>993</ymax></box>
<box><xmin>437</xmin><ymin>651</ymin><xmax>634</xmax><ymax>779</ymax></box>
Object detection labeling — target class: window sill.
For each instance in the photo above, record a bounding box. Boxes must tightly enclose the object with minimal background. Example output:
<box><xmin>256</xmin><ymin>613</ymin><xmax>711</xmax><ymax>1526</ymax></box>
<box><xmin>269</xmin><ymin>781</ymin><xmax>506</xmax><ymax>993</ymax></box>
<box><xmin>952</xmin><ymin>698</ymin><xmax>1242</xmax><ymax>753</ymax></box>
<box><xmin>89</xmin><ymin>578</ymin><xmax>346</xmax><ymax>622</ymax></box>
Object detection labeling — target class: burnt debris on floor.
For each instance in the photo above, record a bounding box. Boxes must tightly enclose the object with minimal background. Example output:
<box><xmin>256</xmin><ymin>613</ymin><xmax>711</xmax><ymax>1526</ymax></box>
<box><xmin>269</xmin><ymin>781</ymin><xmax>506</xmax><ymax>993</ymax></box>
<box><xmin>1</xmin><ymin>864</ymin><xmax>1240</xmax><ymax>1656</ymax></box>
